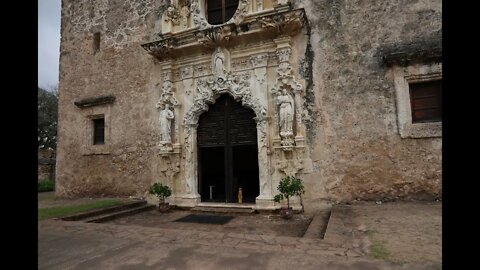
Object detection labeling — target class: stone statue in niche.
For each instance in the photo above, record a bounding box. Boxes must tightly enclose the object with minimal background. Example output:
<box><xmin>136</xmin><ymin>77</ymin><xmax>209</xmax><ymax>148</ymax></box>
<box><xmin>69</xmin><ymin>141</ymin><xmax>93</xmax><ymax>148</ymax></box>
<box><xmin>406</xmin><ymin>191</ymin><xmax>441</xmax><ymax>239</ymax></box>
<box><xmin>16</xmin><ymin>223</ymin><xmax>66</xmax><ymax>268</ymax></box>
<box><xmin>277</xmin><ymin>88</ymin><xmax>294</xmax><ymax>137</ymax></box>
<box><xmin>180</xmin><ymin>5</ymin><xmax>190</xmax><ymax>29</ymax></box>
<box><xmin>159</xmin><ymin>103</ymin><xmax>174</xmax><ymax>144</ymax></box>
<box><xmin>213</xmin><ymin>47</ymin><xmax>226</xmax><ymax>78</ymax></box>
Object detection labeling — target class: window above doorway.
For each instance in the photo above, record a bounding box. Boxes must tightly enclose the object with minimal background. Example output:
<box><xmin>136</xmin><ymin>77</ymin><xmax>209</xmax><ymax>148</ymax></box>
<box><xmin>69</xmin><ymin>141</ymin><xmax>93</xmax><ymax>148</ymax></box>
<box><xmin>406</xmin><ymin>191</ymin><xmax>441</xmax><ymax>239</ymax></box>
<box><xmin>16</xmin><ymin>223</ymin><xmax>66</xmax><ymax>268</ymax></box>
<box><xmin>206</xmin><ymin>0</ymin><xmax>239</xmax><ymax>25</ymax></box>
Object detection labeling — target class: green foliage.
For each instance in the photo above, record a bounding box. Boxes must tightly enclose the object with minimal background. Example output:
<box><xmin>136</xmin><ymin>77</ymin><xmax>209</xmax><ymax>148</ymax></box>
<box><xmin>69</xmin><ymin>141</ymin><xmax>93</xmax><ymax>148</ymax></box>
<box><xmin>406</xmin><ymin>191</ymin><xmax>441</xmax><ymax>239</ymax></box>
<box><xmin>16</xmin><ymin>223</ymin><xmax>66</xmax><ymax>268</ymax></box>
<box><xmin>148</xmin><ymin>183</ymin><xmax>172</xmax><ymax>202</ymax></box>
<box><xmin>38</xmin><ymin>86</ymin><xmax>58</xmax><ymax>150</ymax></box>
<box><xmin>38</xmin><ymin>179</ymin><xmax>55</xmax><ymax>192</ymax></box>
<box><xmin>273</xmin><ymin>176</ymin><xmax>305</xmax><ymax>208</ymax></box>
<box><xmin>369</xmin><ymin>241</ymin><xmax>391</xmax><ymax>260</ymax></box>
<box><xmin>39</xmin><ymin>199</ymin><xmax>124</xmax><ymax>220</ymax></box>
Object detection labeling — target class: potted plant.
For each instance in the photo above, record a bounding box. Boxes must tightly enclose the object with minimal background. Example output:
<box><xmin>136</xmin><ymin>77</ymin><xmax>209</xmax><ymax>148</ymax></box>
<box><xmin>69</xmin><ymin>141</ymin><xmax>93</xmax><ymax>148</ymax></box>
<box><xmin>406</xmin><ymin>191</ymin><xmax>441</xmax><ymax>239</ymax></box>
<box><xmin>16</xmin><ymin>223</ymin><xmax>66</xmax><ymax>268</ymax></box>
<box><xmin>273</xmin><ymin>176</ymin><xmax>305</xmax><ymax>219</ymax></box>
<box><xmin>148</xmin><ymin>182</ymin><xmax>172</xmax><ymax>213</ymax></box>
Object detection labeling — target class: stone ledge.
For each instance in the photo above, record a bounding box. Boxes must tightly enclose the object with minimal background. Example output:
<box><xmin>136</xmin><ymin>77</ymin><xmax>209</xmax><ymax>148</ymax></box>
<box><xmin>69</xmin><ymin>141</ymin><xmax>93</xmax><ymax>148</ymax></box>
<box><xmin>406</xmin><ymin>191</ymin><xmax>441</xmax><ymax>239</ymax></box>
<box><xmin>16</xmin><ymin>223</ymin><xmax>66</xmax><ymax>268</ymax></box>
<box><xmin>74</xmin><ymin>95</ymin><xmax>116</xmax><ymax>108</ymax></box>
<box><xmin>380</xmin><ymin>35</ymin><xmax>442</xmax><ymax>66</ymax></box>
<box><xmin>383</xmin><ymin>47</ymin><xmax>442</xmax><ymax>66</ymax></box>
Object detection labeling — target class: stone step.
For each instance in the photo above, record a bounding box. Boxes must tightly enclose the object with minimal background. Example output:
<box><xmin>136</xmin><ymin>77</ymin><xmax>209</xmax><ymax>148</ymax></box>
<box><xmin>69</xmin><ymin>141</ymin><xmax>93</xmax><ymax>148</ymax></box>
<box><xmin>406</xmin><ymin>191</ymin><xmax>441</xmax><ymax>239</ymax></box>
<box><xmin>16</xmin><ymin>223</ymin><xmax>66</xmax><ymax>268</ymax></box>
<box><xmin>60</xmin><ymin>200</ymin><xmax>147</xmax><ymax>221</ymax></box>
<box><xmin>303</xmin><ymin>210</ymin><xmax>331</xmax><ymax>239</ymax></box>
<box><xmin>191</xmin><ymin>206</ymin><xmax>255</xmax><ymax>215</ymax></box>
<box><xmin>84</xmin><ymin>205</ymin><xmax>156</xmax><ymax>223</ymax></box>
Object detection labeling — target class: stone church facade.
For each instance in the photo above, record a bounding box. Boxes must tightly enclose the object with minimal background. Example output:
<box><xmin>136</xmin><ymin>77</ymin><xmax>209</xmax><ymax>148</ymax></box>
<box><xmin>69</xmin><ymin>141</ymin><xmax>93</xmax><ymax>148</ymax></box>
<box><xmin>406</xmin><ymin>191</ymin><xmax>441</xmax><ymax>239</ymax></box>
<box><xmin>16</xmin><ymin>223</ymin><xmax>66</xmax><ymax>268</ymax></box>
<box><xmin>56</xmin><ymin>0</ymin><xmax>442</xmax><ymax>211</ymax></box>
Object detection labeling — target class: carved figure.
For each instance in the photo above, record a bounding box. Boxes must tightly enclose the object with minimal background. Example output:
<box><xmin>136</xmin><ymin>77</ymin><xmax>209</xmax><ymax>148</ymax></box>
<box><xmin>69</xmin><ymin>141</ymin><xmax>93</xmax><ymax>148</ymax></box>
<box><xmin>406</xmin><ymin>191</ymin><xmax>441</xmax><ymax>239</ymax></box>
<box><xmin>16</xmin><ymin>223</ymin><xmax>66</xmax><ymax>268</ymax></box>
<box><xmin>159</xmin><ymin>104</ymin><xmax>174</xmax><ymax>143</ymax></box>
<box><xmin>180</xmin><ymin>5</ymin><xmax>190</xmax><ymax>29</ymax></box>
<box><xmin>277</xmin><ymin>89</ymin><xmax>294</xmax><ymax>136</ymax></box>
<box><xmin>213</xmin><ymin>48</ymin><xmax>226</xmax><ymax>77</ymax></box>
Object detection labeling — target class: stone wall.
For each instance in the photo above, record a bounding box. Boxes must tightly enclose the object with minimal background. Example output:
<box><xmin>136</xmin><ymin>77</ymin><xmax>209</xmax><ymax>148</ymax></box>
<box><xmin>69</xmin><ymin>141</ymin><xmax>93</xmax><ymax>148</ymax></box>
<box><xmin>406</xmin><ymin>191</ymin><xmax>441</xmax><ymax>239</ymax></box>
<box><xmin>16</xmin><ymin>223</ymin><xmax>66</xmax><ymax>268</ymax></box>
<box><xmin>56</xmin><ymin>0</ymin><xmax>442</xmax><ymax>209</ymax></box>
<box><xmin>38</xmin><ymin>148</ymin><xmax>56</xmax><ymax>182</ymax></box>
<box><xmin>295</xmin><ymin>0</ymin><xmax>442</xmax><ymax>206</ymax></box>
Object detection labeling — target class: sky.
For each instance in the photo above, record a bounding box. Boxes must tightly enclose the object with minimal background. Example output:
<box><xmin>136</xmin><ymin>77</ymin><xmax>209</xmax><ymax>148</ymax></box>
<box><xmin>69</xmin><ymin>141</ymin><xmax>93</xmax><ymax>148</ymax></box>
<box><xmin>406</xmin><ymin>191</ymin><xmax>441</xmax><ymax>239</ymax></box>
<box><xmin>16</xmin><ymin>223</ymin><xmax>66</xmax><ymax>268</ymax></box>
<box><xmin>38</xmin><ymin>0</ymin><xmax>61</xmax><ymax>91</ymax></box>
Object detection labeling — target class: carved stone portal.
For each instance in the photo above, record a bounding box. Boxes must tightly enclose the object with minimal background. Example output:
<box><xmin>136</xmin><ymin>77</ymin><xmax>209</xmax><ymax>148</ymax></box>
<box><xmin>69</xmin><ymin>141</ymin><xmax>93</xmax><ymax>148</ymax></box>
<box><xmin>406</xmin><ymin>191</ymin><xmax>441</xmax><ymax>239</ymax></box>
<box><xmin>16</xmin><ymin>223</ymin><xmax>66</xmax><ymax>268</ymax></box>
<box><xmin>183</xmin><ymin>70</ymin><xmax>273</xmax><ymax>208</ymax></box>
<box><xmin>142</xmin><ymin>5</ymin><xmax>310</xmax><ymax>210</ymax></box>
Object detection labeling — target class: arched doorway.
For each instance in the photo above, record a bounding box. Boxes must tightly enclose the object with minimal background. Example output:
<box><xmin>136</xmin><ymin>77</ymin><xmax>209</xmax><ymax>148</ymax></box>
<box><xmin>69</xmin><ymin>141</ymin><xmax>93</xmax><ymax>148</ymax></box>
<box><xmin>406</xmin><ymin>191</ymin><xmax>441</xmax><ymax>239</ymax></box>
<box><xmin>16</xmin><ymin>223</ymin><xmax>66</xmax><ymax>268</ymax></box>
<box><xmin>197</xmin><ymin>94</ymin><xmax>260</xmax><ymax>203</ymax></box>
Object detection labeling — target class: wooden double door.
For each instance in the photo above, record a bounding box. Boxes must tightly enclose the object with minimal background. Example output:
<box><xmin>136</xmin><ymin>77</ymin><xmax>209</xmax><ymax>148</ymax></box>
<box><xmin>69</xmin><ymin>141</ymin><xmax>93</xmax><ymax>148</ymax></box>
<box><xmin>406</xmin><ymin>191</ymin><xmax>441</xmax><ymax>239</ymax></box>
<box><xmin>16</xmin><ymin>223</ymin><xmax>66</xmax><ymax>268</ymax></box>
<box><xmin>197</xmin><ymin>94</ymin><xmax>260</xmax><ymax>203</ymax></box>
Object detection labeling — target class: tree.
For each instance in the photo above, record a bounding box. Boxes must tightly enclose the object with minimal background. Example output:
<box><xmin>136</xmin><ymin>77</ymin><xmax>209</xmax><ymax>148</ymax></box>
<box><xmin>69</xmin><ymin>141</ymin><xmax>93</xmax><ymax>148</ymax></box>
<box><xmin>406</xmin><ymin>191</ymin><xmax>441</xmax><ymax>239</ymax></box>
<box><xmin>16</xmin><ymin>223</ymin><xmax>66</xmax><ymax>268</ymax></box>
<box><xmin>38</xmin><ymin>86</ymin><xmax>58</xmax><ymax>150</ymax></box>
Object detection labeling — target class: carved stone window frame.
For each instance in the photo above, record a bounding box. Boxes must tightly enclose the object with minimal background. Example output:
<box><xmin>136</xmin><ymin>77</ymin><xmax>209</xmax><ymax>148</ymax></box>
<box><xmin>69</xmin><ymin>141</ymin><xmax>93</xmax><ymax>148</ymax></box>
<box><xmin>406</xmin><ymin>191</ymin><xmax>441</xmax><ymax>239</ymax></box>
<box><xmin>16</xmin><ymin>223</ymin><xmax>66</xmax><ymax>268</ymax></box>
<box><xmin>392</xmin><ymin>62</ymin><xmax>442</xmax><ymax>138</ymax></box>
<box><xmin>81</xmin><ymin>104</ymin><xmax>112</xmax><ymax>155</ymax></box>
<box><xmin>192</xmin><ymin>0</ymin><xmax>249</xmax><ymax>29</ymax></box>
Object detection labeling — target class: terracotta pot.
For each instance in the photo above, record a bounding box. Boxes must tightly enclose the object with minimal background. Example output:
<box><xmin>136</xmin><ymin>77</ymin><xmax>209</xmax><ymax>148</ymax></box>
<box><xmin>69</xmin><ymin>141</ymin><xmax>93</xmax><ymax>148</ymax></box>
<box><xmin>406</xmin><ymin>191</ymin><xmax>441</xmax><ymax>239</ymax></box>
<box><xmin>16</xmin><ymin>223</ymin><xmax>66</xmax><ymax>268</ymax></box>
<box><xmin>280</xmin><ymin>207</ymin><xmax>293</xmax><ymax>219</ymax></box>
<box><xmin>158</xmin><ymin>202</ymin><xmax>170</xmax><ymax>213</ymax></box>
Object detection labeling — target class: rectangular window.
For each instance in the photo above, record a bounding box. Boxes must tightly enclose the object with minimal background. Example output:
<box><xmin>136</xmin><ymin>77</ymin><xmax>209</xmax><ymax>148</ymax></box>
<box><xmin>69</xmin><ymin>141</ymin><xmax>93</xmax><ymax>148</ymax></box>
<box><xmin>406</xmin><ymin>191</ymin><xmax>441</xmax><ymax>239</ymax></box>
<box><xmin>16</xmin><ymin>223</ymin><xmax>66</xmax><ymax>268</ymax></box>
<box><xmin>409</xmin><ymin>80</ymin><xmax>442</xmax><ymax>123</ymax></box>
<box><xmin>93</xmin><ymin>118</ymin><xmax>105</xmax><ymax>145</ymax></box>
<box><xmin>93</xmin><ymin>32</ymin><xmax>101</xmax><ymax>53</ymax></box>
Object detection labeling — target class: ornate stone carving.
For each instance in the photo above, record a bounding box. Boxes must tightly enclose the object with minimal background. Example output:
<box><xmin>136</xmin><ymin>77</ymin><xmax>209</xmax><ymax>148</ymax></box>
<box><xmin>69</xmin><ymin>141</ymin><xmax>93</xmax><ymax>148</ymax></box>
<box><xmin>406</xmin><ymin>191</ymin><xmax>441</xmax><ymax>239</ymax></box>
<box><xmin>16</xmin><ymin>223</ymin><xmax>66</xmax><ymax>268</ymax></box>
<box><xmin>195</xmin><ymin>25</ymin><xmax>235</xmax><ymax>48</ymax></box>
<box><xmin>185</xmin><ymin>71</ymin><xmax>266</xmax><ymax>126</ymax></box>
<box><xmin>250</xmin><ymin>54</ymin><xmax>268</xmax><ymax>68</ymax></box>
<box><xmin>156</xmin><ymin>79</ymin><xmax>180</xmax><ymax>152</ymax></box>
<box><xmin>159</xmin><ymin>154</ymin><xmax>180</xmax><ymax>195</ymax></box>
<box><xmin>213</xmin><ymin>47</ymin><xmax>227</xmax><ymax>78</ymax></box>
<box><xmin>276</xmin><ymin>48</ymin><xmax>291</xmax><ymax>63</ymax></box>
<box><xmin>258</xmin><ymin>10</ymin><xmax>305</xmax><ymax>36</ymax></box>
<box><xmin>183</xmin><ymin>70</ymin><xmax>270</xmax><ymax>203</ymax></box>
<box><xmin>276</xmin><ymin>89</ymin><xmax>294</xmax><ymax>146</ymax></box>
<box><xmin>276</xmin><ymin>156</ymin><xmax>303</xmax><ymax>177</ymax></box>
<box><xmin>165</xmin><ymin>5</ymin><xmax>180</xmax><ymax>25</ymax></box>
<box><xmin>181</xmin><ymin>66</ymin><xmax>194</xmax><ymax>96</ymax></box>
<box><xmin>142</xmin><ymin>39</ymin><xmax>177</xmax><ymax>59</ymax></box>
<box><xmin>158</xmin><ymin>104</ymin><xmax>174</xmax><ymax>145</ymax></box>
<box><xmin>250</xmin><ymin>54</ymin><xmax>268</xmax><ymax>85</ymax></box>
<box><xmin>164</xmin><ymin>2</ymin><xmax>191</xmax><ymax>29</ymax></box>
<box><xmin>183</xmin><ymin>124</ymin><xmax>196</xmax><ymax>194</ymax></box>
<box><xmin>156</xmin><ymin>80</ymin><xmax>180</xmax><ymax>107</ymax></box>
<box><xmin>277</xmin><ymin>0</ymin><xmax>290</xmax><ymax>5</ymax></box>
<box><xmin>181</xmin><ymin>66</ymin><xmax>194</xmax><ymax>79</ymax></box>
<box><xmin>194</xmin><ymin>63</ymin><xmax>211</xmax><ymax>77</ymax></box>
<box><xmin>231</xmin><ymin>57</ymin><xmax>250</xmax><ymax>71</ymax></box>
<box><xmin>231</xmin><ymin>0</ymin><xmax>249</xmax><ymax>24</ymax></box>
<box><xmin>256</xmin><ymin>0</ymin><xmax>264</xmax><ymax>12</ymax></box>
<box><xmin>180</xmin><ymin>5</ymin><xmax>191</xmax><ymax>29</ymax></box>
<box><xmin>271</xmin><ymin>40</ymin><xmax>304</xmax><ymax>151</ymax></box>
<box><xmin>191</xmin><ymin>0</ymin><xmax>207</xmax><ymax>29</ymax></box>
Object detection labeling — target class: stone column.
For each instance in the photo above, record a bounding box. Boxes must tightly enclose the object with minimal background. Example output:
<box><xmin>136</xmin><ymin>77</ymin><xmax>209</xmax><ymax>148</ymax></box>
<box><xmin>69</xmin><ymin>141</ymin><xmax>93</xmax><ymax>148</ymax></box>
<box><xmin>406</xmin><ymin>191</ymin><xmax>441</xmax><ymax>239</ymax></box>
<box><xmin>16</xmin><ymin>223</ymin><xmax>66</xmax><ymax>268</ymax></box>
<box><xmin>293</xmin><ymin>90</ymin><xmax>305</xmax><ymax>147</ymax></box>
<box><xmin>177</xmin><ymin>124</ymin><xmax>200</xmax><ymax>207</ymax></box>
<box><xmin>254</xmin><ymin>119</ymin><xmax>276</xmax><ymax>210</ymax></box>
<box><xmin>250</xmin><ymin>53</ymin><xmax>275</xmax><ymax>209</ymax></box>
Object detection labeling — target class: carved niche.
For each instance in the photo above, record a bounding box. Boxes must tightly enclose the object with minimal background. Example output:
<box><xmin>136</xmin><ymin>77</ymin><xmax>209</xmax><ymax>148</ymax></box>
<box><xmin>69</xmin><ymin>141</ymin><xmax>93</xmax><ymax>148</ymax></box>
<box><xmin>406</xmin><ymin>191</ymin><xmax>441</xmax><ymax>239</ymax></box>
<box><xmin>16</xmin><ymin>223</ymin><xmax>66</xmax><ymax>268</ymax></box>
<box><xmin>156</xmin><ymin>78</ymin><xmax>180</xmax><ymax>153</ymax></box>
<box><xmin>271</xmin><ymin>45</ymin><xmax>303</xmax><ymax>151</ymax></box>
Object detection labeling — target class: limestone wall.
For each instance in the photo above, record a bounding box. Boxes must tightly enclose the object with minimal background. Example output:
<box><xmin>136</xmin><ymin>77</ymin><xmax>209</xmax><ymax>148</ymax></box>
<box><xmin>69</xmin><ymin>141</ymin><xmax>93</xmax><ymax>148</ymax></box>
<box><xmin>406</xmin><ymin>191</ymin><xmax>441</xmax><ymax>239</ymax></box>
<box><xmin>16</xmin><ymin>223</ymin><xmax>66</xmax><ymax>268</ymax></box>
<box><xmin>56</xmin><ymin>0</ymin><xmax>442</xmax><ymax>207</ymax></box>
<box><xmin>38</xmin><ymin>148</ymin><xmax>56</xmax><ymax>182</ymax></box>
<box><xmin>56</xmin><ymin>0</ymin><xmax>162</xmax><ymax>197</ymax></box>
<box><xmin>295</xmin><ymin>0</ymin><xmax>442</xmax><ymax>206</ymax></box>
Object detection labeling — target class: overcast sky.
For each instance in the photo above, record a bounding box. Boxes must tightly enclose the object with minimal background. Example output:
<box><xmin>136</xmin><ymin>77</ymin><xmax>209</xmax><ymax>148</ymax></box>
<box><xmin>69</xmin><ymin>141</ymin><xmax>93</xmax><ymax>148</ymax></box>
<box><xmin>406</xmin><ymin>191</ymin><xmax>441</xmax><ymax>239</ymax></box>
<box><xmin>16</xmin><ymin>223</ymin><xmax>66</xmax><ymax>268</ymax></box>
<box><xmin>38</xmin><ymin>0</ymin><xmax>61</xmax><ymax>90</ymax></box>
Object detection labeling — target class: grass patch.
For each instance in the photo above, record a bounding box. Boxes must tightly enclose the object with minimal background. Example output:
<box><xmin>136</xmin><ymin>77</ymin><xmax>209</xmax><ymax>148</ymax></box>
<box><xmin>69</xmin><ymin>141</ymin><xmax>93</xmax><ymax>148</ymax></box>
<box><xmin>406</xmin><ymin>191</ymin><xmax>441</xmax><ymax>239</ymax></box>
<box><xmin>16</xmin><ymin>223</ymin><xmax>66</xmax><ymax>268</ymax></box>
<box><xmin>369</xmin><ymin>241</ymin><xmax>391</xmax><ymax>260</ymax></box>
<box><xmin>38</xmin><ymin>180</ymin><xmax>55</xmax><ymax>192</ymax></box>
<box><xmin>38</xmin><ymin>194</ymin><xmax>56</xmax><ymax>202</ymax></box>
<box><xmin>367</xmin><ymin>229</ymin><xmax>391</xmax><ymax>260</ymax></box>
<box><xmin>39</xmin><ymin>199</ymin><xmax>125</xmax><ymax>220</ymax></box>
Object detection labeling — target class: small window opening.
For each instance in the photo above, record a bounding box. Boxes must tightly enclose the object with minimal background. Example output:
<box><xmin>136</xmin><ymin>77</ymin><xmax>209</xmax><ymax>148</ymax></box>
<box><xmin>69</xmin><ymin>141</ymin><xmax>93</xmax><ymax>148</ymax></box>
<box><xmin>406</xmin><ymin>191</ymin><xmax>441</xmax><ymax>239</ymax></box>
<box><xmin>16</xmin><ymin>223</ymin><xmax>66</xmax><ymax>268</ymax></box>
<box><xmin>93</xmin><ymin>118</ymin><xmax>105</xmax><ymax>145</ymax></box>
<box><xmin>409</xmin><ymin>80</ymin><xmax>442</xmax><ymax>123</ymax></box>
<box><xmin>93</xmin><ymin>32</ymin><xmax>101</xmax><ymax>53</ymax></box>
